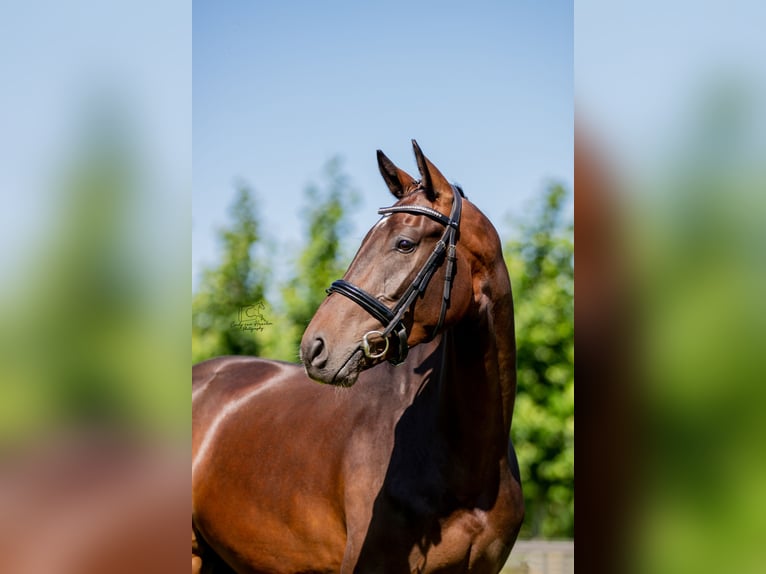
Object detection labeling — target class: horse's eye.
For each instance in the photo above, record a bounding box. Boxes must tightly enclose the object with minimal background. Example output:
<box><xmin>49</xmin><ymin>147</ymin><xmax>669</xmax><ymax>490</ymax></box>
<box><xmin>396</xmin><ymin>238</ymin><xmax>417</xmax><ymax>253</ymax></box>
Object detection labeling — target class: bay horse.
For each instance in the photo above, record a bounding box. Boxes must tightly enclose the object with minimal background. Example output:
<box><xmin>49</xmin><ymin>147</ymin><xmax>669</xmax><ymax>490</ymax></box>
<box><xmin>192</xmin><ymin>141</ymin><xmax>524</xmax><ymax>573</ymax></box>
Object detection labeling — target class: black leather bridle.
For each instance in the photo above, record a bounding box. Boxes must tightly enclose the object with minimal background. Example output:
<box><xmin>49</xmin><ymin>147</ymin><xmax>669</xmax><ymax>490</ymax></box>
<box><xmin>326</xmin><ymin>185</ymin><xmax>463</xmax><ymax>365</ymax></box>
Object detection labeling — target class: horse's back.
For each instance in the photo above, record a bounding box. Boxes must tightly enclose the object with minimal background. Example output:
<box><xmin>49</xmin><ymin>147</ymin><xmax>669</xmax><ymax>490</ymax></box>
<box><xmin>193</xmin><ymin>356</ymin><xmax>296</xmax><ymax>450</ymax></box>
<box><xmin>192</xmin><ymin>355</ymin><xmax>290</xmax><ymax>395</ymax></box>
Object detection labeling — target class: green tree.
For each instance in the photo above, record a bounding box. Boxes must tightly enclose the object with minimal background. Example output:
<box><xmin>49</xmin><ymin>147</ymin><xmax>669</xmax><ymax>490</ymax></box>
<box><xmin>192</xmin><ymin>182</ymin><xmax>270</xmax><ymax>363</ymax></box>
<box><xmin>505</xmin><ymin>183</ymin><xmax>574</xmax><ymax>538</ymax></box>
<box><xmin>280</xmin><ymin>157</ymin><xmax>359</xmax><ymax>357</ymax></box>
<box><xmin>191</xmin><ymin>159</ymin><xmax>359</xmax><ymax>364</ymax></box>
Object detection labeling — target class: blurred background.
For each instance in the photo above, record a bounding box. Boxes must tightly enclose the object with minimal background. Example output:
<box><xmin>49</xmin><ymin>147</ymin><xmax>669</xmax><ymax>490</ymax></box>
<box><xmin>577</xmin><ymin>1</ymin><xmax>766</xmax><ymax>574</ymax></box>
<box><xmin>0</xmin><ymin>1</ymin><xmax>189</xmax><ymax>572</ymax></box>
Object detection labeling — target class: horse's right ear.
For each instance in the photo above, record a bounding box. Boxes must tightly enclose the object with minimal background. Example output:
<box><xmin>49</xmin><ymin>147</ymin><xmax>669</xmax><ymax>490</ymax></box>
<box><xmin>377</xmin><ymin>150</ymin><xmax>417</xmax><ymax>199</ymax></box>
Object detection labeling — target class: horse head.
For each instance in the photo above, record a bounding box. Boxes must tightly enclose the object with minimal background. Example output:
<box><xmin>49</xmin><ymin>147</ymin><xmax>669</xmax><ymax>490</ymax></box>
<box><xmin>301</xmin><ymin>140</ymin><xmax>505</xmax><ymax>387</ymax></box>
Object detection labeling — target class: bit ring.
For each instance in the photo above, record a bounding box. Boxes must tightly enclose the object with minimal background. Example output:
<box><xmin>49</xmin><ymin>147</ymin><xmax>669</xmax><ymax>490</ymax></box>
<box><xmin>361</xmin><ymin>330</ymin><xmax>389</xmax><ymax>359</ymax></box>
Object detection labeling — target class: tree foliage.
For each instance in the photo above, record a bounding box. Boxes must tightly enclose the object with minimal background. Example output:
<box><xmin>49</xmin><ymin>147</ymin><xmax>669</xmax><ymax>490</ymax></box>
<box><xmin>281</xmin><ymin>157</ymin><xmax>359</xmax><ymax>355</ymax></box>
<box><xmin>192</xmin><ymin>159</ymin><xmax>358</xmax><ymax>364</ymax></box>
<box><xmin>505</xmin><ymin>183</ymin><xmax>574</xmax><ymax>538</ymax></box>
<box><xmin>192</xmin><ymin>181</ymin><xmax>269</xmax><ymax>362</ymax></box>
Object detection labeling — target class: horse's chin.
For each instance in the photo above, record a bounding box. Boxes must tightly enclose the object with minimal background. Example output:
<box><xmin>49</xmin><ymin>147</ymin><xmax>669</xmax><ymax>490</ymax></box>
<box><xmin>303</xmin><ymin>347</ymin><xmax>364</xmax><ymax>387</ymax></box>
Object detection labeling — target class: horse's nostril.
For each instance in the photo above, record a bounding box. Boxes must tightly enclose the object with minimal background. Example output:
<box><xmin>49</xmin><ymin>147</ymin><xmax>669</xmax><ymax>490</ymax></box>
<box><xmin>308</xmin><ymin>337</ymin><xmax>328</xmax><ymax>369</ymax></box>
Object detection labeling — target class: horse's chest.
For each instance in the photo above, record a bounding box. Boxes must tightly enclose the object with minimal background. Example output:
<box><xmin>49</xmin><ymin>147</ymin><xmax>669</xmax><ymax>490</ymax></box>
<box><xmin>349</xmin><ymin>503</ymin><xmax>512</xmax><ymax>573</ymax></box>
<box><xmin>412</xmin><ymin>508</ymin><xmax>509</xmax><ymax>573</ymax></box>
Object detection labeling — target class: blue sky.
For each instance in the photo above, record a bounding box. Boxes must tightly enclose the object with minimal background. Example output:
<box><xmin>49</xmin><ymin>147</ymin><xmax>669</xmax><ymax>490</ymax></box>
<box><xmin>193</xmin><ymin>1</ymin><xmax>573</xmax><ymax>288</ymax></box>
<box><xmin>577</xmin><ymin>0</ymin><xmax>765</xmax><ymax>171</ymax></box>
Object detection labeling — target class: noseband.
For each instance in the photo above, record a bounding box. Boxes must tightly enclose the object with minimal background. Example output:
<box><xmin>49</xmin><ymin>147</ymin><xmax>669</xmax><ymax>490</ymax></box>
<box><xmin>327</xmin><ymin>186</ymin><xmax>463</xmax><ymax>365</ymax></box>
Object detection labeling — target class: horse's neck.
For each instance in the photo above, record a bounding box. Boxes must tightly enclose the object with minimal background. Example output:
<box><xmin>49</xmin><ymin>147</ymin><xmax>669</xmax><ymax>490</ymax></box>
<box><xmin>432</xmin><ymin>284</ymin><xmax>517</xmax><ymax>475</ymax></box>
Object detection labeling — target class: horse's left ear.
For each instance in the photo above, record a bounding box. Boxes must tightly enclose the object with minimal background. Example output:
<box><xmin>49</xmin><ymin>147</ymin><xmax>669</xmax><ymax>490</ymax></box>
<box><xmin>411</xmin><ymin>140</ymin><xmax>454</xmax><ymax>205</ymax></box>
<box><xmin>377</xmin><ymin>150</ymin><xmax>418</xmax><ymax>199</ymax></box>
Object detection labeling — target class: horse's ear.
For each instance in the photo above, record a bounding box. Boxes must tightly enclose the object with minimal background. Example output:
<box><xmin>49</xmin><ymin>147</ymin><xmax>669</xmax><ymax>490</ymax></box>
<box><xmin>411</xmin><ymin>140</ymin><xmax>453</xmax><ymax>204</ymax></box>
<box><xmin>377</xmin><ymin>150</ymin><xmax>417</xmax><ymax>199</ymax></box>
